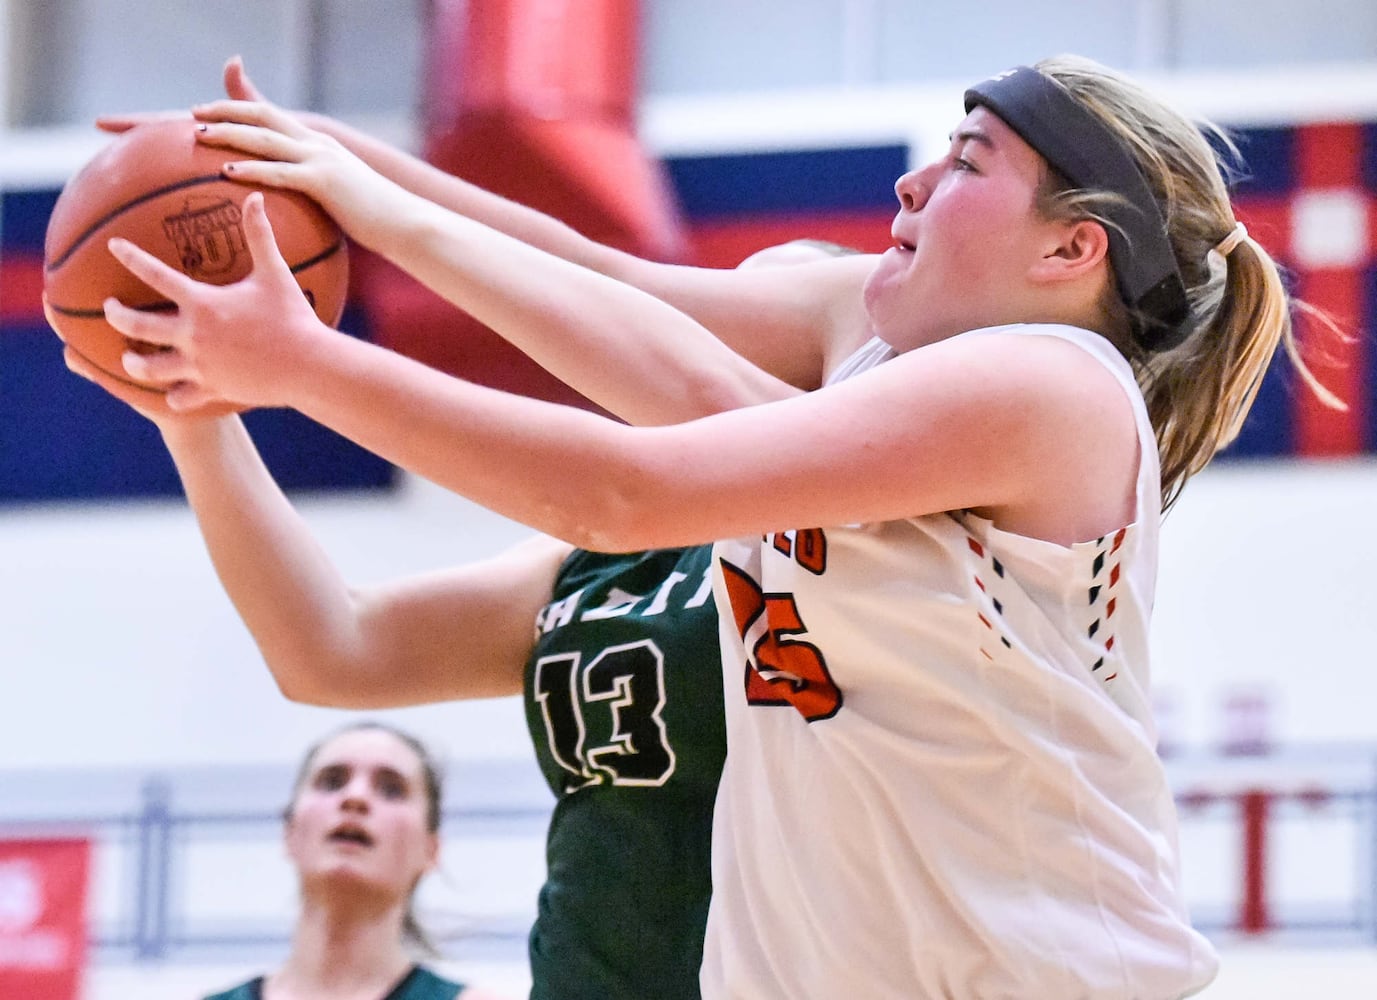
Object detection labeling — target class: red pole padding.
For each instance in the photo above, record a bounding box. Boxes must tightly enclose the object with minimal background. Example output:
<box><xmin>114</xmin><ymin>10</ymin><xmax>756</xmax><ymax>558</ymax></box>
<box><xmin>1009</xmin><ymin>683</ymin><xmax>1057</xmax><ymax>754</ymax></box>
<box><xmin>362</xmin><ymin>0</ymin><xmax>686</xmax><ymax>407</ymax></box>
<box><xmin>428</xmin><ymin>0</ymin><xmax>636</xmax><ymax>127</ymax></box>
<box><xmin>1237</xmin><ymin>789</ymin><xmax>1272</xmax><ymax>934</ymax></box>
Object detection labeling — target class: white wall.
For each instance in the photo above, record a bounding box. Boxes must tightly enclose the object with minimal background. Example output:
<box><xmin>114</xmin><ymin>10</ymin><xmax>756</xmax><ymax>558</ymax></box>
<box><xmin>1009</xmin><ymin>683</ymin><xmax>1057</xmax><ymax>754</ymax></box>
<box><xmin>1154</xmin><ymin>458</ymin><xmax>1377</xmax><ymax>748</ymax></box>
<box><xmin>0</xmin><ymin>472</ymin><xmax>538</xmax><ymax>771</ymax></box>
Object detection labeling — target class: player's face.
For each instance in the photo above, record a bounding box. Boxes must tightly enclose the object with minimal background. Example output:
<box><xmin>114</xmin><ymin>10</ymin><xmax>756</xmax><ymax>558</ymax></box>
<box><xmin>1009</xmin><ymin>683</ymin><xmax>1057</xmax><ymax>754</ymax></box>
<box><xmin>285</xmin><ymin>729</ymin><xmax>438</xmax><ymax>902</ymax></box>
<box><xmin>863</xmin><ymin>106</ymin><xmax>1056</xmax><ymax>350</ymax></box>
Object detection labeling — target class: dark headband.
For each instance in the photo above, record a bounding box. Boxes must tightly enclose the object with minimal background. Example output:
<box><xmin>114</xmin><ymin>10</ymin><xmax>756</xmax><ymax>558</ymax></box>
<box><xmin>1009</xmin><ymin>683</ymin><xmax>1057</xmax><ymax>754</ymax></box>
<box><xmin>964</xmin><ymin>66</ymin><xmax>1190</xmax><ymax>351</ymax></box>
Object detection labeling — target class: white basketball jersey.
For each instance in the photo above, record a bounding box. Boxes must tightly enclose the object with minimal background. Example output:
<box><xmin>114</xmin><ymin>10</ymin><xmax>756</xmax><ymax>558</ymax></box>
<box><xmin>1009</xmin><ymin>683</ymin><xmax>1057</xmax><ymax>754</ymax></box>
<box><xmin>701</xmin><ymin>324</ymin><xmax>1218</xmax><ymax>1000</ymax></box>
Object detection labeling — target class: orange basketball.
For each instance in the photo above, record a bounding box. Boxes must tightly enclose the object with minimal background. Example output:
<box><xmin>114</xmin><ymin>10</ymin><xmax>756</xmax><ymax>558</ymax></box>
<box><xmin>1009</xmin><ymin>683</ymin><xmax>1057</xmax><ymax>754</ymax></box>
<box><xmin>43</xmin><ymin>118</ymin><xmax>349</xmax><ymax>415</ymax></box>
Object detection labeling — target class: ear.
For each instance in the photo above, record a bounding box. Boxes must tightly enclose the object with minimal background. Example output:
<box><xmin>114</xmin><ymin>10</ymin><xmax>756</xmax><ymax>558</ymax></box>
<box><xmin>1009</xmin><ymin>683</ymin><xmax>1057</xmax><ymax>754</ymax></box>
<box><xmin>1028</xmin><ymin>218</ymin><xmax>1110</xmax><ymax>286</ymax></box>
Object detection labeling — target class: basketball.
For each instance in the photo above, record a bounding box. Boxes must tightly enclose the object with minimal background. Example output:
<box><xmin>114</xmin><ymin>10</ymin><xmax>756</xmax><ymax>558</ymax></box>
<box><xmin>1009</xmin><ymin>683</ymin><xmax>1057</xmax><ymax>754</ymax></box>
<box><xmin>43</xmin><ymin>117</ymin><xmax>349</xmax><ymax>414</ymax></box>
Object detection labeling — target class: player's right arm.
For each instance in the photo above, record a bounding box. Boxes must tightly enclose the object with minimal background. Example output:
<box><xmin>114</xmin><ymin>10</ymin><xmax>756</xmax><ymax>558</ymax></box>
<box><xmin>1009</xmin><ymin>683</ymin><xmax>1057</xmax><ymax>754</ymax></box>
<box><xmin>223</xmin><ymin>57</ymin><xmax>873</xmax><ymax>389</ymax></box>
<box><xmin>279</xmin><ymin>110</ymin><xmax>872</xmax><ymax>388</ymax></box>
<box><xmin>172</xmin><ymin>413</ymin><xmax>571</xmax><ymax>709</ymax></box>
<box><xmin>98</xmin><ymin>57</ymin><xmax>872</xmax><ymax>396</ymax></box>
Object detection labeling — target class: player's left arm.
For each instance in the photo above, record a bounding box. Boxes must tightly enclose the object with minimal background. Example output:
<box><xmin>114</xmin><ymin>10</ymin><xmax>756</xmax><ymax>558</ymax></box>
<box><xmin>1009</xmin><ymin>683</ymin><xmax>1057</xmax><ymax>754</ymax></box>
<box><xmin>99</xmin><ymin>58</ymin><xmax>866</xmax><ymax>403</ymax></box>
<box><xmin>188</xmin><ymin>109</ymin><xmax>806</xmax><ymax>425</ymax></box>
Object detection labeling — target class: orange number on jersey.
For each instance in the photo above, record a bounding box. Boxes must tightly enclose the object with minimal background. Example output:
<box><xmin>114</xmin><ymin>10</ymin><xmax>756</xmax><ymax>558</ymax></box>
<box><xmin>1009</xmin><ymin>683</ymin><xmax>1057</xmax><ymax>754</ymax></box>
<box><xmin>768</xmin><ymin>528</ymin><xmax>827</xmax><ymax>575</ymax></box>
<box><xmin>719</xmin><ymin>559</ymin><xmax>842</xmax><ymax>722</ymax></box>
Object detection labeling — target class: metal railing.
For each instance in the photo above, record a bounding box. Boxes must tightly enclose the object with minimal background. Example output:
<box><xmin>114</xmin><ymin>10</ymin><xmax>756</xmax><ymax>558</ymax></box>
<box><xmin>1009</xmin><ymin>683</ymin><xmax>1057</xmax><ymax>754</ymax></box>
<box><xmin>4</xmin><ymin>747</ymin><xmax>1377</xmax><ymax>967</ymax></box>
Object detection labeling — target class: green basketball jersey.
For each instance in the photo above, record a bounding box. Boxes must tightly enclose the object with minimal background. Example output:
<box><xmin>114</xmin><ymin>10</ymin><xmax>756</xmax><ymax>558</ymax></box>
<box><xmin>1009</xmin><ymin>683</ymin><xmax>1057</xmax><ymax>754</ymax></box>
<box><xmin>203</xmin><ymin>964</ymin><xmax>462</xmax><ymax>1000</ymax></box>
<box><xmin>524</xmin><ymin>545</ymin><xmax>725</xmax><ymax>1000</ymax></box>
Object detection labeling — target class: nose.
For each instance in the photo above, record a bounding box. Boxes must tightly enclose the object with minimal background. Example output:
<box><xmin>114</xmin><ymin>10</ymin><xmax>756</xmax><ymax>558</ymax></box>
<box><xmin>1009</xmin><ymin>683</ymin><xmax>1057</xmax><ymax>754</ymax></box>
<box><xmin>894</xmin><ymin>167</ymin><xmax>933</xmax><ymax>213</ymax></box>
<box><xmin>340</xmin><ymin>777</ymin><xmax>372</xmax><ymax>813</ymax></box>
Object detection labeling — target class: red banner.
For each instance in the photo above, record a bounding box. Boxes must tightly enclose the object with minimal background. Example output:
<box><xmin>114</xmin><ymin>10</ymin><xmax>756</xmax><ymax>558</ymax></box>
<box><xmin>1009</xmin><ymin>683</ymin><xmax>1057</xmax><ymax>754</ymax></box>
<box><xmin>0</xmin><ymin>839</ymin><xmax>91</xmax><ymax>1000</ymax></box>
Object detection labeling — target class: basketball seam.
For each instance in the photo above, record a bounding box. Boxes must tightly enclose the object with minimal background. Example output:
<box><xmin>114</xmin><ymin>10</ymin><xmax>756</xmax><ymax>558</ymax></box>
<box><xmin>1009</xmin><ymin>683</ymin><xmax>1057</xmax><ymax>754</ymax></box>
<box><xmin>293</xmin><ymin>239</ymin><xmax>346</xmax><ymax>274</ymax></box>
<box><xmin>47</xmin><ymin>173</ymin><xmax>267</xmax><ymax>271</ymax></box>
<box><xmin>48</xmin><ymin>301</ymin><xmax>177</xmax><ymax>320</ymax></box>
<box><xmin>45</xmin><ymin>239</ymin><xmax>346</xmax><ymax>317</ymax></box>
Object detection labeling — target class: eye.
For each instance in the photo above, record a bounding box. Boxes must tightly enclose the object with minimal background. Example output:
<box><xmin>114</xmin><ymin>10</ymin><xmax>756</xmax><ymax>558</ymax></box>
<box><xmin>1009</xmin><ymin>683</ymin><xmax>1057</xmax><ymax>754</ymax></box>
<box><xmin>313</xmin><ymin>764</ymin><xmax>348</xmax><ymax>791</ymax></box>
<box><xmin>375</xmin><ymin>770</ymin><xmax>409</xmax><ymax>800</ymax></box>
<box><xmin>953</xmin><ymin>156</ymin><xmax>977</xmax><ymax>173</ymax></box>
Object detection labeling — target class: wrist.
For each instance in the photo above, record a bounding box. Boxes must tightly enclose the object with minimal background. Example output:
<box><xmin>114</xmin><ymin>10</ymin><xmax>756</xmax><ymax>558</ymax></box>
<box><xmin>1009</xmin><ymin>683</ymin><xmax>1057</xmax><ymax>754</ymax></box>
<box><xmin>159</xmin><ymin>411</ymin><xmax>242</xmax><ymax>448</ymax></box>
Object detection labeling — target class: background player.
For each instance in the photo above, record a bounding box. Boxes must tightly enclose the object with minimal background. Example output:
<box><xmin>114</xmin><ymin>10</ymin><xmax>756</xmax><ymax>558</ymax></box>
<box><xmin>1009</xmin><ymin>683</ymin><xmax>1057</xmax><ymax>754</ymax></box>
<box><xmin>203</xmin><ymin>721</ymin><xmax>503</xmax><ymax>1000</ymax></box>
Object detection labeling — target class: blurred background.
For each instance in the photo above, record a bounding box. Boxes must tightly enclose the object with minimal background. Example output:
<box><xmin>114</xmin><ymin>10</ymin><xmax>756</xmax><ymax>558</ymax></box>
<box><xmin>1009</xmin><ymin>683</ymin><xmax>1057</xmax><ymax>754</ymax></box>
<box><xmin>4</xmin><ymin>1</ymin><xmax>1377</xmax><ymax>997</ymax></box>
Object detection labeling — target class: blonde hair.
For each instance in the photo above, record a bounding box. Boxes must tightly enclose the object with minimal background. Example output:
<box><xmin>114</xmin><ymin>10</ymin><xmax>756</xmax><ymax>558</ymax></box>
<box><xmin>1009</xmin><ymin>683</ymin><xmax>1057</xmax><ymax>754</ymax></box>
<box><xmin>1033</xmin><ymin>55</ymin><xmax>1342</xmax><ymax>511</ymax></box>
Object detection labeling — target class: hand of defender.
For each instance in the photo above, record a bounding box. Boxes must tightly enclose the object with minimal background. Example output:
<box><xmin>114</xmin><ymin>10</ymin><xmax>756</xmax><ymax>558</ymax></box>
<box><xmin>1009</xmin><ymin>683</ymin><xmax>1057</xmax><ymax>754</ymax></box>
<box><xmin>102</xmin><ymin>192</ymin><xmax>326</xmax><ymax>413</ymax></box>
<box><xmin>190</xmin><ymin>97</ymin><xmax>394</xmax><ymax>246</ymax></box>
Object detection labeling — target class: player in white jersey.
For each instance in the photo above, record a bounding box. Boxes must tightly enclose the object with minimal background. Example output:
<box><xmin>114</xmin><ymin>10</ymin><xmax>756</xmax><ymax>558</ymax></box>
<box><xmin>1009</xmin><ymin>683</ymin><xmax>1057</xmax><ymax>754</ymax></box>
<box><xmin>80</xmin><ymin>55</ymin><xmax>1339</xmax><ymax>999</ymax></box>
<box><xmin>706</xmin><ymin>323</ymin><xmax>1206</xmax><ymax>997</ymax></box>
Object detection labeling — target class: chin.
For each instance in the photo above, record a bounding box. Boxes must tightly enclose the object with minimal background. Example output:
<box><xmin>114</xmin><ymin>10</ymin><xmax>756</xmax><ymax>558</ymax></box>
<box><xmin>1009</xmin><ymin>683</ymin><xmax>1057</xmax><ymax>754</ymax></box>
<box><xmin>860</xmin><ymin>276</ymin><xmax>892</xmax><ymax>333</ymax></box>
<box><xmin>311</xmin><ymin>861</ymin><xmax>382</xmax><ymax>889</ymax></box>
<box><xmin>860</xmin><ymin>294</ymin><xmax>904</xmax><ymax>345</ymax></box>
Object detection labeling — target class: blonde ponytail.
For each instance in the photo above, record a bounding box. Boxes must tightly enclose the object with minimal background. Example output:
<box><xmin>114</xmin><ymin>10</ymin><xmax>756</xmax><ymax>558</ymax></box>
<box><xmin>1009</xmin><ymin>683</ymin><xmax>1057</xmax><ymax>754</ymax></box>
<box><xmin>1035</xmin><ymin>55</ymin><xmax>1343</xmax><ymax>511</ymax></box>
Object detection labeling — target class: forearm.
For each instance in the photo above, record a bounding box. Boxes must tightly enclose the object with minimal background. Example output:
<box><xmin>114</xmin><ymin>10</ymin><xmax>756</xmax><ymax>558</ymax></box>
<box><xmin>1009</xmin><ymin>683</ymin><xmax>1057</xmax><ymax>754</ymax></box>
<box><xmin>159</xmin><ymin>417</ymin><xmax>371</xmax><ymax>700</ymax></box>
<box><xmin>300</xmin><ymin>112</ymin><xmax>625</xmax><ymax>275</ymax></box>
<box><xmin>351</xmin><ymin>180</ymin><xmax>802</xmax><ymax>423</ymax></box>
<box><xmin>299</xmin><ymin>114</ymin><xmax>853</xmax><ymax>389</ymax></box>
<box><xmin>281</xmin><ymin>330</ymin><xmax>682</xmax><ymax>553</ymax></box>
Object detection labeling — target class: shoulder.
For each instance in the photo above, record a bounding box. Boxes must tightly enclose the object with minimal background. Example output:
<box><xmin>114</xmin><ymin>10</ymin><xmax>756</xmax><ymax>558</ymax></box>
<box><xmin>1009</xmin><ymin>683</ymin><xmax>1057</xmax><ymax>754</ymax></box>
<box><xmin>813</xmin><ymin>254</ymin><xmax>886</xmax><ymax>371</ymax></box>
<box><xmin>426</xmin><ymin>966</ymin><xmax>514</xmax><ymax>1000</ymax></box>
<box><xmin>716</xmin><ymin>251</ymin><xmax>879</xmax><ymax>383</ymax></box>
<box><xmin>851</xmin><ymin>323</ymin><xmax>1130</xmax><ymax>415</ymax></box>
<box><xmin>449</xmin><ymin>532</ymin><xmax>575</xmax><ymax>600</ymax></box>
<box><xmin>960</xmin><ymin>325</ymin><xmax>1145</xmax><ymax>448</ymax></box>
<box><xmin>974</xmin><ymin>322</ymin><xmax>1138</xmax><ymax>385</ymax></box>
<box><xmin>927</xmin><ymin>326</ymin><xmax>1142</xmax><ymax>542</ymax></box>
<box><xmin>500</xmin><ymin>531</ymin><xmax>578</xmax><ymax>567</ymax></box>
<box><xmin>403</xmin><ymin>965</ymin><xmax>468</xmax><ymax>999</ymax></box>
<box><xmin>557</xmin><ymin>543</ymin><xmax>703</xmax><ymax>578</ymax></box>
<box><xmin>898</xmin><ymin>324</ymin><xmax>1135</xmax><ymax>411</ymax></box>
<box><xmin>202</xmin><ymin>977</ymin><xmax>260</xmax><ymax>1000</ymax></box>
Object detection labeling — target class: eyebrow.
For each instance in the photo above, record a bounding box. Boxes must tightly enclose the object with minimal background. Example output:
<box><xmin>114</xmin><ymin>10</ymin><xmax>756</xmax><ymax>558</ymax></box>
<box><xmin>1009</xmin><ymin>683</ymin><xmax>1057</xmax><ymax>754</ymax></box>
<box><xmin>949</xmin><ymin>127</ymin><xmax>996</xmax><ymax>150</ymax></box>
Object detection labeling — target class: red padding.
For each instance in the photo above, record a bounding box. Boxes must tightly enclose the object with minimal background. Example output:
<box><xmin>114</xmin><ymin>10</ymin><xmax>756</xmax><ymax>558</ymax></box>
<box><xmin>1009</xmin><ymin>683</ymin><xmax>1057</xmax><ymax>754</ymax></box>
<box><xmin>363</xmin><ymin>0</ymin><xmax>683</xmax><ymax>407</ymax></box>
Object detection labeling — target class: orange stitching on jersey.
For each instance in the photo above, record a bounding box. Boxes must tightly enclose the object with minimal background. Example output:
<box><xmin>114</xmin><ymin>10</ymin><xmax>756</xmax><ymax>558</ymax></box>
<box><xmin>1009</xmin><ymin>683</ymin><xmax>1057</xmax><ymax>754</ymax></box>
<box><xmin>968</xmin><ymin>535</ymin><xmax>1014</xmax><ymax>661</ymax></box>
<box><xmin>1087</xmin><ymin>534</ymin><xmax>1125</xmax><ymax>683</ymax></box>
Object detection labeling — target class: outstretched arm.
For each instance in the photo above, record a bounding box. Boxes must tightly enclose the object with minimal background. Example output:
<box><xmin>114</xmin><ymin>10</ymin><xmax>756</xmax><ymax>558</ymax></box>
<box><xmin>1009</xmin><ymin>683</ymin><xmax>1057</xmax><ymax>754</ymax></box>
<box><xmin>98</xmin><ymin>57</ymin><xmax>874</xmax><ymax>403</ymax></box>
<box><xmin>98</xmin><ymin>194</ymin><xmax>1139</xmax><ymax>553</ymax></box>
<box><xmin>206</xmin><ymin>56</ymin><xmax>876</xmax><ymax>391</ymax></box>
<box><xmin>216</xmin><ymin>57</ymin><xmax>873</xmax><ymax>388</ymax></box>
<box><xmin>190</xmin><ymin>107</ymin><xmax>812</xmax><ymax>424</ymax></box>
<box><xmin>63</xmin><ymin>364</ymin><xmax>569</xmax><ymax>709</ymax></box>
<box><xmin>276</xmin><ymin>109</ymin><xmax>874</xmax><ymax>390</ymax></box>
<box><xmin>169</xmin><ymin>415</ymin><xmax>570</xmax><ymax>708</ymax></box>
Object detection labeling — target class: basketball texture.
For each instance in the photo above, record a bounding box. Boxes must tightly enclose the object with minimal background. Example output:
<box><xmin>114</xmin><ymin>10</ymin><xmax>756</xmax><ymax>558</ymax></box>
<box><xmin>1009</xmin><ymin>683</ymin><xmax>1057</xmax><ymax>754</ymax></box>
<box><xmin>44</xmin><ymin>118</ymin><xmax>349</xmax><ymax>414</ymax></box>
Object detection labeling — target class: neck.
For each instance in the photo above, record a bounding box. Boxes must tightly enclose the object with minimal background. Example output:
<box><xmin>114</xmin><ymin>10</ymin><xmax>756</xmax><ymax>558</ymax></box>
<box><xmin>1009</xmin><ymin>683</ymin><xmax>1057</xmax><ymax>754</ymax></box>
<box><xmin>270</xmin><ymin>892</ymin><xmax>414</xmax><ymax>998</ymax></box>
<box><xmin>1003</xmin><ymin>288</ymin><xmax>1123</xmax><ymax>351</ymax></box>
<box><xmin>1037</xmin><ymin>276</ymin><xmax>1126</xmax><ymax>350</ymax></box>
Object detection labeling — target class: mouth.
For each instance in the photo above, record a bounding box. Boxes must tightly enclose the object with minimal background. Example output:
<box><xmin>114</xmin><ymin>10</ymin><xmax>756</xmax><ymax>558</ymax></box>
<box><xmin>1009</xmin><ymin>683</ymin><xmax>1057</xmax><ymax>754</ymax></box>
<box><xmin>327</xmin><ymin>824</ymin><xmax>375</xmax><ymax>848</ymax></box>
<box><xmin>893</xmin><ymin>236</ymin><xmax>916</xmax><ymax>253</ymax></box>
